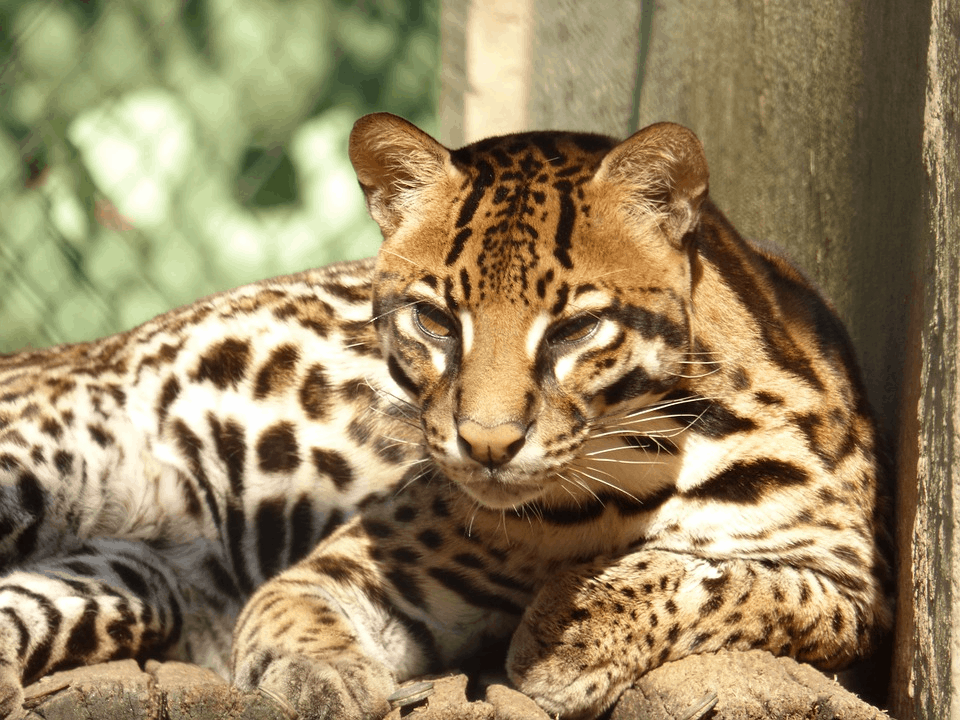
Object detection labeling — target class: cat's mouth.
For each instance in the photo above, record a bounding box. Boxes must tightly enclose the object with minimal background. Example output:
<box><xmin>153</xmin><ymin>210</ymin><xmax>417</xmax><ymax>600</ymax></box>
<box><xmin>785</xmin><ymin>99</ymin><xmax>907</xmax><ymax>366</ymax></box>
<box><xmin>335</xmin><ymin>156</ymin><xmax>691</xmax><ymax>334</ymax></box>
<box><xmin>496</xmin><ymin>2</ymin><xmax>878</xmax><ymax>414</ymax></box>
<box><xmin>454</xmin><ymin>472</ymin><xmax>547</xmax><ymax>509</ymax></box>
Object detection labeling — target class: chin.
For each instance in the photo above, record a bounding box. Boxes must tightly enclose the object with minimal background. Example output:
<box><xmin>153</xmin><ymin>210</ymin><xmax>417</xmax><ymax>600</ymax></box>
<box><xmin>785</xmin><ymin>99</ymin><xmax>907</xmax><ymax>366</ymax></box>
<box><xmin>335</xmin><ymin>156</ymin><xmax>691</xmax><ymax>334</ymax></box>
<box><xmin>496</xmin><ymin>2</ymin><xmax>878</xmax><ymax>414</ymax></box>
<box><xmin>448</xmin><ymin>468</ymin><xmax>547</xmax><ymax>510</ymax></box>
<box><xmin>460</xmin><ymin>481</ymin><xmax>546</xmax><ymax>510</ymax></box>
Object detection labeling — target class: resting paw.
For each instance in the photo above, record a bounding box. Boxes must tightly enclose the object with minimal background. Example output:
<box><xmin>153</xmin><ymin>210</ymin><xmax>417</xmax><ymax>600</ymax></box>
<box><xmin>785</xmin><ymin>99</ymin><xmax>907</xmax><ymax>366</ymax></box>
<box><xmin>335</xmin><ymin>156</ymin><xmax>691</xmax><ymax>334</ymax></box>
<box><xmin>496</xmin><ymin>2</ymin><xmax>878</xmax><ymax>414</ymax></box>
<box><xmin>238</xmin><ymin>651</ymin><xmax>395</xmax><ymax>720</ymax></box>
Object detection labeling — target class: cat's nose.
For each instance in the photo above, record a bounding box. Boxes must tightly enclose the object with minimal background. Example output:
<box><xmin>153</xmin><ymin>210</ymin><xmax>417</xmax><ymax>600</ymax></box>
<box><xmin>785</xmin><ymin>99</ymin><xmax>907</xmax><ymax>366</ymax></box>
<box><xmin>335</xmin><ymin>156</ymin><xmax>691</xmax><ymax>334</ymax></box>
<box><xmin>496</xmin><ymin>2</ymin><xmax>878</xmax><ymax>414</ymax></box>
<box><xmin>456</xmin><ymin>420</ymin><xmax>527</xmax><ymax>468</ymax></box>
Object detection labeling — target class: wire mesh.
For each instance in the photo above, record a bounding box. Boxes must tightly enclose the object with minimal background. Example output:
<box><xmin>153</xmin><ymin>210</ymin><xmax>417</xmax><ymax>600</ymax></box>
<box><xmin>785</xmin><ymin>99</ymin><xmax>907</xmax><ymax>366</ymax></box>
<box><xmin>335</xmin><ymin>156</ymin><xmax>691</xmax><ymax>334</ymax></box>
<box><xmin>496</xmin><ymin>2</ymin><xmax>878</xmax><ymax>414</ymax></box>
<box><xmin>0</xmin><ymin>0</ymin><xmax>438</xmax><ymax>352</ymax></box>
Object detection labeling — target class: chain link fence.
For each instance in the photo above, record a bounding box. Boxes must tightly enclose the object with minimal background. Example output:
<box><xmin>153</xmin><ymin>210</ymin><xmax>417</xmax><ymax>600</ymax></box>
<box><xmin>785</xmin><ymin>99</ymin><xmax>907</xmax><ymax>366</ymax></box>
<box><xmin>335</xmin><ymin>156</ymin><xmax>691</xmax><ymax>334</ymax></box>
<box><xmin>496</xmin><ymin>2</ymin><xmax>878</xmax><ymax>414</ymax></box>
<box><xmin>0</xmin><ymin>0</ymin><xmax>438</xmax><ymax>353</ymax></box>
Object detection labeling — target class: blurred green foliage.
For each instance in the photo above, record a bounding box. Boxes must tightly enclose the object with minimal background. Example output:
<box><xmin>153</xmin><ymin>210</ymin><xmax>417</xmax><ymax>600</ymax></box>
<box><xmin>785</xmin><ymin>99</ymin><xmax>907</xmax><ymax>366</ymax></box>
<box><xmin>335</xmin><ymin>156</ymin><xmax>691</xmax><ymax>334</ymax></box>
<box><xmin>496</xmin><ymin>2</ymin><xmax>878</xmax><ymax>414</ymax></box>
<box><xmin>0</xmin><ymin>0</ymin><xmax>439</xmax><ymax>352</ymax></box>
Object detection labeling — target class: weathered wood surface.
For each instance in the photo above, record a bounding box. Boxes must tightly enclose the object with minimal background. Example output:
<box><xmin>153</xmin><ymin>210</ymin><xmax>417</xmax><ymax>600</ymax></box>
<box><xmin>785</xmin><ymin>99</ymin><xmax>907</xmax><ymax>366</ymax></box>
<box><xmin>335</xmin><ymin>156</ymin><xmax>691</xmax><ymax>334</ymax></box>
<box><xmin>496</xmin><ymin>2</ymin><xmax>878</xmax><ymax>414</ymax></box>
<box><xmin>20</xmin><ymin>651</ymin><xmax>886</xmax><ymax>720</ymax></box>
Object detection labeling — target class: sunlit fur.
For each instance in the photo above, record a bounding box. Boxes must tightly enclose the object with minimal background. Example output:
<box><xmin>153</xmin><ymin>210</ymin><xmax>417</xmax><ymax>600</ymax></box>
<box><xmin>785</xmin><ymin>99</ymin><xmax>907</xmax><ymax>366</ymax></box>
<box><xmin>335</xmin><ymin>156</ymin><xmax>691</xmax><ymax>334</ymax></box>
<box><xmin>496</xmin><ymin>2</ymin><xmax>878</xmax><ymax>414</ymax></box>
<box><xmin>0</xmin><ymin>115</ymin><xmax>890</xmax><ymax>720</ymax></box>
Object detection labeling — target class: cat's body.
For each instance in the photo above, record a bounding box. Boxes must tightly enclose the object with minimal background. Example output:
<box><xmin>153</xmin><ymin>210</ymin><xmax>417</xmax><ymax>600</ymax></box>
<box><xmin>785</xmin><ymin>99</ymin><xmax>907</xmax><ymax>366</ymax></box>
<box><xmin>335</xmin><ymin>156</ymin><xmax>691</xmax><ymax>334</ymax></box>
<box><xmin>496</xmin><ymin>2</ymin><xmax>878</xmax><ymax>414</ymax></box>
<box><xmin>0</xmin><ymin>114</ymin><xmax>891</xmax><ymax>719</ymax></box>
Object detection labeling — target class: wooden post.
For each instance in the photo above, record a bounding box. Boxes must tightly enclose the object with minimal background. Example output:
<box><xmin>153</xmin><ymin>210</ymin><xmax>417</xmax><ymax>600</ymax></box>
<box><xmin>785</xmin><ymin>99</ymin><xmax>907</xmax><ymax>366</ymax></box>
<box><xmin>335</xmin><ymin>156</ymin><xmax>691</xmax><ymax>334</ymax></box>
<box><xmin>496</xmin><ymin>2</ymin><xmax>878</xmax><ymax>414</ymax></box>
<box><xmin>893</xmin><ymin>1</ymin><xmax>960</xmax><ymax>717</ymax></box>
<box><xmin>439</xmin><ymin>0</ymin><xmax>643</xmax><ymax>146</ymax></box>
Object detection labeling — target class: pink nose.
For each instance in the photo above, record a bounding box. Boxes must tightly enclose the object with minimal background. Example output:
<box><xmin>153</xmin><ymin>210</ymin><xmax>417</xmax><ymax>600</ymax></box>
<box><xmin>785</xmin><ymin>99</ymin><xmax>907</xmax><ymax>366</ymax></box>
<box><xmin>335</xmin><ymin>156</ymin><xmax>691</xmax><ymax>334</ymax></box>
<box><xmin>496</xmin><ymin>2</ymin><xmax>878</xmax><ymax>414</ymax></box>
<box><xmin>456</xmin><ymin>420</ymin><xmax>527</xmax><ymax>468</ymax></box>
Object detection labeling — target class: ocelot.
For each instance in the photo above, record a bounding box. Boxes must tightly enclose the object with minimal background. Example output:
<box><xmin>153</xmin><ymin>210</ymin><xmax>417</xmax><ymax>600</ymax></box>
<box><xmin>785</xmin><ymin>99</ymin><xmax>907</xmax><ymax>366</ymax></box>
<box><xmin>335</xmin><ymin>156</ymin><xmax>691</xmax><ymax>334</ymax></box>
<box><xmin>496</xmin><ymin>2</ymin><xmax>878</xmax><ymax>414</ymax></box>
<box><xmin>0</xmin><ymin>113</ymin><xmax>891</xmax><ymax>719</ymax></box>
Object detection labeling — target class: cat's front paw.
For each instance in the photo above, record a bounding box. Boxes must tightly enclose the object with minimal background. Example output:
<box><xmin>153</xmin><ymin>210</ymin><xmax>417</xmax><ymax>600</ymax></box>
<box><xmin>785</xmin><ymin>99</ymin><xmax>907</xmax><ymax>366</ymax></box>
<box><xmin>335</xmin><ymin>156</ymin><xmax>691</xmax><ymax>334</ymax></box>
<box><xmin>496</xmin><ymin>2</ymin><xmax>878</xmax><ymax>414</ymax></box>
<box><xmin>238</xmin><ymin>651</ymin><xmax>395</xmax><ymax>720</ymax></box>
<box><xmin>507</xmin><ymin>617</ymin><xmax>626</xmax><ymax>720</ymax></box>
<box><xmin>0</xmin><ymin>668</ymin><xmax>25</xmax><ymax>720</ymax></box>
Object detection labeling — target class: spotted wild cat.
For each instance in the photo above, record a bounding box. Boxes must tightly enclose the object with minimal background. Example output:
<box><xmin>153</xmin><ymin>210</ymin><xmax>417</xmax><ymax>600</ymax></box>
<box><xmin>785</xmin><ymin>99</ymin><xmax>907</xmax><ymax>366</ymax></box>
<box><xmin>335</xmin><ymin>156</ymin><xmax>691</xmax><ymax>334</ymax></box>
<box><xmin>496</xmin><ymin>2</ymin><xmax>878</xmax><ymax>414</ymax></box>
<box><xmin>0</xmin><ymin>113</ymin><xmax>891</xmax><ymax>719</ymax></box>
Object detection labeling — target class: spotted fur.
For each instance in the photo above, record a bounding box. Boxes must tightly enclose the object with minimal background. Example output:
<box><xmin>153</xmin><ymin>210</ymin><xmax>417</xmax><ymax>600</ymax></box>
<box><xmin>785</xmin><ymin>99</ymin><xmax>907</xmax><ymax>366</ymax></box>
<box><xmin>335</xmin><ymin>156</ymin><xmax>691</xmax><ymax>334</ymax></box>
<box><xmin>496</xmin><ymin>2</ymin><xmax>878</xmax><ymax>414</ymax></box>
<box><xmin>0</xmin><ymin>114</ymin><xmax>890</xmax><ymax>719</ymax></box>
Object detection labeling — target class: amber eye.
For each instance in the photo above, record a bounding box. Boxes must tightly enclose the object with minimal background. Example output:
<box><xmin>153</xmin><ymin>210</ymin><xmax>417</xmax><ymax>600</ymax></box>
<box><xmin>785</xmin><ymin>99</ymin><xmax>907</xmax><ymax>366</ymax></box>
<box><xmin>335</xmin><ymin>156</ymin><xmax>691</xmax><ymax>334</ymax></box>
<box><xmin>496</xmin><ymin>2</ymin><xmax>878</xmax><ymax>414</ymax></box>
<box><xmin>413</xmin><ymin>304</ymin><xmax>456</xmax><ymax>339</ymax></box>
<box><xmin>549</xmin><ymin>315</ymin><xmax>600</xmax><ymax>345</ymax></box>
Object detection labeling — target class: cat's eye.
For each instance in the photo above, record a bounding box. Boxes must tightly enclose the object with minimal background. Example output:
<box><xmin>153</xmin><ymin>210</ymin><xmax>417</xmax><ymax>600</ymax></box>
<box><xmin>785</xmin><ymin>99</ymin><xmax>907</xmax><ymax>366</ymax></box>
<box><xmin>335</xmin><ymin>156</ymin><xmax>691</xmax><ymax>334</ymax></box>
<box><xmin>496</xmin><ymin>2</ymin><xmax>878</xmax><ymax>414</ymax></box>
<box><xmin>413</xmin><ymin>304</ymin><xmax>456</xmax><ymax>339</ymax></box>
<box><xmin>549</xmin><ymin>315</ymin><xmax>600</xmax><ymax>345</ymax></box>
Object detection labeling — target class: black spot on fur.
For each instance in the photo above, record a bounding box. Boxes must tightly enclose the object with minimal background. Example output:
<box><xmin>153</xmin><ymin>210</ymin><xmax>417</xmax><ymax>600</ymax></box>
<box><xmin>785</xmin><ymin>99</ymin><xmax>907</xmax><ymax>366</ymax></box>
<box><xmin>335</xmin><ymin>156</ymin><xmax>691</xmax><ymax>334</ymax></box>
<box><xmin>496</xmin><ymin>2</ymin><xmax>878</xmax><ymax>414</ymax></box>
<box><xmin>417</xmin><ymin>529</ymin><xmax>443</xmax><ymax>549</ymax></box>
<box><xmin>551</xmin><ymin>283</ymin><xmax>570</xmax><ymax>315</ymax></box>
<box><xmin>552</xmin><ymin>180</ymin><xmax>576</xmax><ymax>268</ymax></box>
<box><xmin>623</xmin><ymin>435</ymin><xmax>678</xmax><ymax>455</ymax></box>
<box><xmin>753</xmin><ymin>390</ymin><xmax>783</xmax><ymax>405</ymax></box>
<box><xmin>446</xmin><ymin>227</ymin><xmax>473</xmax><ymax>266</ymax></box>
<box><xmin>40</xmin><ymin>418</ymin><xmax>62</xmax><ymax>440</ymax></box>
<box><xmin>427</xmin><ymin>567</ymin><xmax>523</xmax><ymax>615</ymax></box>
<box><xmin>256</xmin><ymin>422</ymin><xmax>300</xmax><ymax>472</ymax></box>
<box><xmin>311</xmin><ymin>448</ymin><xmax>354</xmax><ymax>490</ymax></box>
<box><xmin>257</xmin><ymin>497</ymin><xmax>286</xmax><ymax>579</ymax></box>
<box><xmin>204</xmin><ymin>554</ymin><xmax>240</xmax><ymax>599</ymax></box>
<box><xmin>254</xmin><ymin>344</ymin><xmax>300</xmax><ymax>399</ymax></box>
<box><xmin>53</xmin><ymin>450</ymin><xmax>73</xmax><ymax>476</ymax></box>
<box><xmin>570</xmin><ymin>607</ymin><xmax>591</xmax><ymax>622</ymax></box>
<box><xmin>157</xmin><ymin>376</ymin><xmax>181</xmax><ymax>428</ymax></box>
<box><xmin>309</xmin><ymin>554</ymin><xmax>367</xmax><ymax>584</ymax></box>
<box><xmin>432</xmin><ymin>495</ymin><xmax>451</xmax><ymax>518</ymax></box>
<box><xmin>288</xmin><ymin>495</ymin><xmax>315</xmax><ymax>565</ymax></box>
<box><xmin>730</xmin><ymin>367</ymin><xmax>750</xmax><ymax>390</ymax></box>
<box><xmin>660</xmin><ymin>390</ymin><xmax>758</xmax><ymax>438</ymax></box>
<box><xmin>195</xmin><ymin>338</ymin><xmax>251</xmax><ymax>390</ymax></box>
<box><xmin>15</xmin><ymin>472</ymin><xmax>45</xmax><ymax>556</ymax></box>
<box><xmin>387</xmin><ymin>567</ymin><xmax>425</xmax><ymax>607</ymax></box>
<box><xmin>599</xmin><ymin>367</ymin><xmax>657</xmax><ymax>406</ymax></box>
<box><xmin>15</xmin><ymin>587</ymin><xmax>62</xmax><ymax>684</ymax></box>
<box><xmin>684</xmin><ymin>459</ymin><xmax>809</xmax><ymax>504</ymax></box>
<box><xmin>537</xmin><ymin>499</ymin><xmax>606</xmax><ymax>525</ymax></box>
<box><xmin>64</xmin><ymin>561</ymin><xmax>96</xmax><ymax>577</ymax></box>
<box><xmin>318</xmin><ymin>508</ymin><xmax>345</xmax><ymax>540</ymax></box>
<box><xmin>66</xmin><ymin>599</ymin><xmax>100</xmax><ymax>658</ymax></box>
<box><xmin>299</xmin><ymin>364</ymin><xmax>330</xmax><ymax>421</ymax></box>
<box><xmin>321</xmin><ymin>281</ymin><xmax>368</xmax><ymax>304</ymax></box>
<box><xmin>394</xmin><ymin>505</ymin><xmax>417</xmax><ymax>523</ymax></box>
<box><xmin>361</xmin><ymin>518</ymin><xmax>393</xmax><ymax>539</ymax></box>
<box><xmin>110</xmin><ymin>562</ymin><xmax>150</xmax><ymax>598</ymax></box>
<box><xmin>387</xmin><ymin>355</ymin><xmax>420</xmax><ymax>397</ymax></box>
<box><xmin>617</xmin><ymin>305</ymin><xmax>688</xmax><ymax>348</ymax></box>
<box><xmin>87</xmin><ymin>424</ymin><xmax>113</xmax><ymax>448</ymax></box>
<box><xmin>209</xmin><ymin>416</ymin><xmax>246</xmax><ymax>495</ymax></box>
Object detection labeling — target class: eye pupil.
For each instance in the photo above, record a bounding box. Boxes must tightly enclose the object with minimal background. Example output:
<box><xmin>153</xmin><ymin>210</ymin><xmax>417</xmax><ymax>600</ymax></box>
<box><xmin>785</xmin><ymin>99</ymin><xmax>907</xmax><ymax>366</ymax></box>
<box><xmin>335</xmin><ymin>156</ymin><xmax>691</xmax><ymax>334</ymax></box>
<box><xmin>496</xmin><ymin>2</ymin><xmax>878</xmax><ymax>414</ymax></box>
<box><xmin>414</xmin><ymin>304</ymin><xmax>454</xmax><ymax>338</ymax></box>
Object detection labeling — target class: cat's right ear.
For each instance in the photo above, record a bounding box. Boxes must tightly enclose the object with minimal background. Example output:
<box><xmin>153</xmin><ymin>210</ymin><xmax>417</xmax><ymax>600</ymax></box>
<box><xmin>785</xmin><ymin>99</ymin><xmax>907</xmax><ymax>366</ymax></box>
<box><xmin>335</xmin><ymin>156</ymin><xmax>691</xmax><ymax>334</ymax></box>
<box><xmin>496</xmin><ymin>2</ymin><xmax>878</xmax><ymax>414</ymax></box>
<box><xmin>349</xmin><ymin>113</ymin><xmax>455</xmax><ymax>238</ymax></box>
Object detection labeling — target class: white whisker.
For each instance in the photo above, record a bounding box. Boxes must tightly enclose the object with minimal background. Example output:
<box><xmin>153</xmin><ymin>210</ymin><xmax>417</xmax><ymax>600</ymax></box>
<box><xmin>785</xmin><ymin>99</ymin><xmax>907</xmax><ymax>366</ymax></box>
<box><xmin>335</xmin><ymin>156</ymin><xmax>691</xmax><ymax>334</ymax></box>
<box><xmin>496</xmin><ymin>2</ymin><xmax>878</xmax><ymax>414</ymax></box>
<box><xmin>368</xmin><ymin>299</ymin><xmax>419</xmax><ymax>325</ymax></box>
<box><xmin>393</xmin><ymin>464</ymin><xmax>432</xmax><ymax>496</ymax></box>
<box><xmin>664</xmin><ymin>367</ymin><xmax>723</xmax><ymax>380</ymax></box>
<box><xmin>581</xmin><ymin>455</ymin><xmax>664</xmax><ymax>466</ymax></box>
<box><xmin>558</xmin><ymin>472</ymin><xmax>602</xmax><ymax>504</ymax></box>
<box><xmin>555</xmin><ymin>479</ymin><xmax>582</xmax><ymax>504</ymax></box>
<box><xmin>568</xmin><ymin>466</ymin><xmax>641</xmax><ymax>503</ymax></box>
<box><xmin>583</xmin><ymin>443</ymin><xmax>669</xmax><ymax>458</ymax></box>
<box><xmin>380</xmin><ymin>248</ymin><xmax>419</xmax><ymax>267</ymax></box>
<box><xmin>497</xmin><ymin>509</ymin><xmax>513</xmax><ymax>541</ymax></box>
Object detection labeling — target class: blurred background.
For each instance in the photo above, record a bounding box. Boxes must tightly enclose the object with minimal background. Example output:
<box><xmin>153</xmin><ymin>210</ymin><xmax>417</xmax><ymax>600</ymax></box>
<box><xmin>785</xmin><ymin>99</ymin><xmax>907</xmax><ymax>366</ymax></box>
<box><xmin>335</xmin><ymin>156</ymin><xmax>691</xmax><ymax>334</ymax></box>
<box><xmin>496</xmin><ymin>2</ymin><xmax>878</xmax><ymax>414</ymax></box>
<box><xmin>0</xmin><ymin>0</ymin><xmax>438</xmax><ymax>352</ymax></box>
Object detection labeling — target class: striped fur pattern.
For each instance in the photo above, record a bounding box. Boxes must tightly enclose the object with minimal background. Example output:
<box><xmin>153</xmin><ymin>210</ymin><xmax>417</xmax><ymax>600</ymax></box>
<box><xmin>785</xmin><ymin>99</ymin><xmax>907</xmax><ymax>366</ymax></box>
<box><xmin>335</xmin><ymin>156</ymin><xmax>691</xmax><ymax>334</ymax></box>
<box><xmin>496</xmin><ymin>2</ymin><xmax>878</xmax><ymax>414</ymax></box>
<box><xmin>0</xmin><ymin>114</ymin><xmax>890</xmax><ymax>719</ymax></box>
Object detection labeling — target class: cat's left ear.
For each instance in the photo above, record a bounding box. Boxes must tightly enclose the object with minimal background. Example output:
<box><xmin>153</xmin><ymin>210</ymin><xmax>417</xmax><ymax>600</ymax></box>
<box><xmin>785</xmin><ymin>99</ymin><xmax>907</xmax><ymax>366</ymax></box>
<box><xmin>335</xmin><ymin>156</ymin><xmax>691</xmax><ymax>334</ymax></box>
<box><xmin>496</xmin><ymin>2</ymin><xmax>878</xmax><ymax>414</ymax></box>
<box><xmin>349</xmin><ymin>113</ymin><xmax>455</xmax><ymax>238</ymax></box>
<box><xmin>594</xmin><ymin>122</ymin><xmax>709</xmax><ymax>245</ymax></box>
